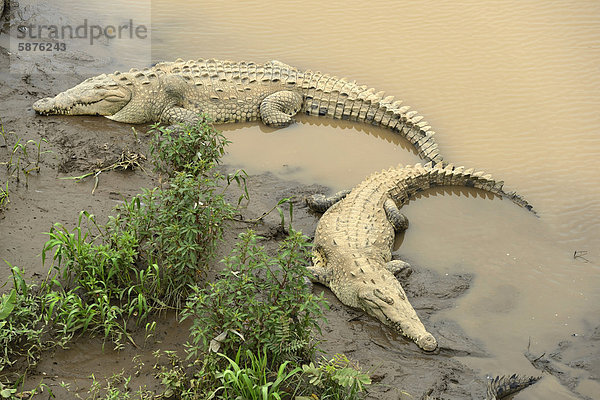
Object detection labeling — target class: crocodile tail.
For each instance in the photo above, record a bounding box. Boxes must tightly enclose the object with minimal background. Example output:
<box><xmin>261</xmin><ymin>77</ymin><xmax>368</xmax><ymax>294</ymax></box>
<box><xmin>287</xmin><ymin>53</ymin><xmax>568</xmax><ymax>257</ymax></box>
<box><xmin>388</xmin><ymin>163</ymin><xmax>536</xmax><ymax>214</ymax></box>
<box><xmin>485</xmin><ymin>374</ymin><xmax>541</xmax><ymax>399</ymax></box>
<box><xmin>300</xmin><ymin>72</ymin><xmax>443</xmax><ymax>164</ymax></box>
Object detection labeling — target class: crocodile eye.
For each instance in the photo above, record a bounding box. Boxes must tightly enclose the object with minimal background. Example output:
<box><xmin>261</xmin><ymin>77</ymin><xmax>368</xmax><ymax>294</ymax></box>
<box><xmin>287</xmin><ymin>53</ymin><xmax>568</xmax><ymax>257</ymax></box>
<box><xmin>373</xmin><ymin>288</ymin><xmax>394</xmax><ymax>305</ymax></box>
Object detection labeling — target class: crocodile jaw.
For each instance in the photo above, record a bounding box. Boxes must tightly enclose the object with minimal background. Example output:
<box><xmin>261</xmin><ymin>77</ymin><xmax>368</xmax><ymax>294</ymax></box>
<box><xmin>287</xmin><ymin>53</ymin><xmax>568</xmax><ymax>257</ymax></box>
<box><xmin>358</xmin><ymin>285</ymin><xmax>437</xmax><ymax>351</ymax></box>
<box><xmin>33</xmin><ymin>75</ymin><xmax>131</xmax><ymax>117</ymax></box>
<box><xmin>397</xmin><ymin>322</ymin><xmax>437</xmax><ymax>351</ymax></box>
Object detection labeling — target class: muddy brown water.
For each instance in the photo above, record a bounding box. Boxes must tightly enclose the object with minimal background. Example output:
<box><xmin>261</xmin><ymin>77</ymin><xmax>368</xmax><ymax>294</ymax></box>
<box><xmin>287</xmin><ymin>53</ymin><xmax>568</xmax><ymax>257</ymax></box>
<box><xmin>3</xmin><ymin>0</ymin><xmax>600</xmax><ymax>398</ymax></box>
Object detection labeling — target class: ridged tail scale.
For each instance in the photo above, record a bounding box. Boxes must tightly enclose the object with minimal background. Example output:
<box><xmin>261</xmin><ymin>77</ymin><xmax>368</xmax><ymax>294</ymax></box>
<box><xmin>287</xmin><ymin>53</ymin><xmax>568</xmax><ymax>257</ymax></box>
<box><xmin>387</xmin><ymin>162</ymin><xmax>535</xmax><ymax>213</ymax></box>
<box><xmin>486</xmin><ymin>374</ymin><xmax>541</xmax><ymax>400</ymax></box>
<box><xmin>300</xmin><ymin>71</ymin><xmax>442</xmax><ymax>164</ymax></box>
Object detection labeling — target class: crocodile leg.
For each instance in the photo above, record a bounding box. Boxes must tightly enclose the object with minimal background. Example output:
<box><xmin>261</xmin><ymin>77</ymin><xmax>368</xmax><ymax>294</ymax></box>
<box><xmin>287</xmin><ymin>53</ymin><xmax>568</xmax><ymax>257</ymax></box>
<box><xmin>384</xmin><ymin>198</ymin><xmax>409</xmax><ymax>231</ymax></box>
<box><xmin>385</xmin><ymin>260</ymin><xmax>412</xmax><ymax>280</ymax></box>
<box><xmin>306</xmin><ymin>190</ymin><xmax>352</xmax><ymax>213</ymax></box>
<box><xmin>160</xmin><ymin>106</ymin><xmax>201</xmax><ymax>126</ymax></box>
<box><xmin>307</xmin><ymin>249</ymin><xmax>332</xmax><ymax>286</ymax></box>
<box><xmin>259</xmin><ymin>90</ymin><xmax>303</xmax><ymax>128</ymax></box>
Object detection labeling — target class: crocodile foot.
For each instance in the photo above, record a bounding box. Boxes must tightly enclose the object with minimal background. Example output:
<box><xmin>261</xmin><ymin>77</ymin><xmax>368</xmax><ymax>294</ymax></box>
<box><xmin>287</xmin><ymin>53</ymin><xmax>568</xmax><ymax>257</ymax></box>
<box><xmin>386</xmin><ymin>259</ymin><xmax>412</xmax><ymax>280</ymax></box>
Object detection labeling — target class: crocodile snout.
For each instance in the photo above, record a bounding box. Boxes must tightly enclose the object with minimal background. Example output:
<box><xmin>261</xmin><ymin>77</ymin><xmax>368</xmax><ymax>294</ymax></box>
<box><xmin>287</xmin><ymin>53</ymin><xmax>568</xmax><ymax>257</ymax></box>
<box><xmin>33</xmin><ymin>97</ymin><xmax>54</xmax><ymax>114</ymax></box>
<box><xmin>416</xmin><ymin>332</ymin><xmax>437</xmax><ymax>352</ymax></box>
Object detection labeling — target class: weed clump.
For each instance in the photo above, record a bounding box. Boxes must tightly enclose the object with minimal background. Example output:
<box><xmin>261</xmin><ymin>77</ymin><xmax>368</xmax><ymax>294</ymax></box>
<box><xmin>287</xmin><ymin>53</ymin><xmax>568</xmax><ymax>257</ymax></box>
<box><xmin>182</xmin><ymin>230</ymin><xmax>327</xmax><ymax>367</ymax></box>
<box><xmin>0</xmin><ymin>116</ymin><xmax>51</xmax><ymax>211</ymax></box>
<box><xmin>149</xmin><ymin>120</ymin><xmax>229</xmax><ymax>177</ymax></box>
<box><xmin>39</xmin><ymin>120</ymin><xmax>237</xmax><ymax>348</ymax></box>
<box><xmin>0</xmin><ymin>266</ymin><xmax>45</xmax><ymax>373</ymax></box>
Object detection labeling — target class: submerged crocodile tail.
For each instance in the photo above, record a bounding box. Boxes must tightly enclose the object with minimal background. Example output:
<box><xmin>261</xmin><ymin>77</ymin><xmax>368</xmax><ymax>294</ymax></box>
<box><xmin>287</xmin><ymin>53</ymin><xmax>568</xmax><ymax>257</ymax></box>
<box><xmin>300</xmin><ymin>72</ymin><xmax>443</xmax><ymax>164</ymax></box>
<box><xmin>485</xmin><ymin>374</ymin><xmax>541</xmax><ymax>400</ymax></box>
<box><xmin>388</xmin><ymin>163</ymin><xmax>536</xmax><ymax>214</ymax></box>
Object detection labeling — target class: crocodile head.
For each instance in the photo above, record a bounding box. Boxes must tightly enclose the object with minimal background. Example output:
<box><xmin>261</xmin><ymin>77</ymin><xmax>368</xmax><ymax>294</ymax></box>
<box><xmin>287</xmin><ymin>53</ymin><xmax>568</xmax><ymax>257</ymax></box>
<box><xmin>357</xmin><ymin>280</ymin><xmax>437</xmax><ymax>351</ymax></box>
<box><xmin>33</xmin><ymin>74</ymin><xmax>132</xmax><ymax>119</ymax></box>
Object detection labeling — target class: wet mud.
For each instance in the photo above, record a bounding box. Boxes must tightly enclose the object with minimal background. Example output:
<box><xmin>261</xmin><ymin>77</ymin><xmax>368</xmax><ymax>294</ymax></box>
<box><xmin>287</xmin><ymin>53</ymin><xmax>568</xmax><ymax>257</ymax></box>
<box><xmin>525</xmin><ymin>325</ymin><xmax>600</xmax><ymax>400</ymax></box>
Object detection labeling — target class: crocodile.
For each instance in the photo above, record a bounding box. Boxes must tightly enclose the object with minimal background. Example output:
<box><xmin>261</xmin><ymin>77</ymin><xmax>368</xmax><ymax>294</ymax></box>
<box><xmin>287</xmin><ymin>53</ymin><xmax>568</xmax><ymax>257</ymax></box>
<box><xmin>33</xmin><ymin>58</ymin><xmax>443</xmax><ymax>163</ymax></box>
<box><xmin>306</xmin><ymin>162</ymin><xmax>534</xmax><ymax>352</ymax></box>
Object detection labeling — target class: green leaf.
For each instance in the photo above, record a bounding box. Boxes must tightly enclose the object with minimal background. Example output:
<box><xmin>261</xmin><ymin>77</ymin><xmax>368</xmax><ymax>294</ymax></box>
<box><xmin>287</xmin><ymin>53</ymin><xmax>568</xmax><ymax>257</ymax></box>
<box><xmin>0</xmin><ymin>289</ymin><xmax>17</xmax><ymax>320</ymax></box>
<box><xmin>1</xmin><ymin>387</ymin><xmax>16</xmax><ymax>398</ymax></box>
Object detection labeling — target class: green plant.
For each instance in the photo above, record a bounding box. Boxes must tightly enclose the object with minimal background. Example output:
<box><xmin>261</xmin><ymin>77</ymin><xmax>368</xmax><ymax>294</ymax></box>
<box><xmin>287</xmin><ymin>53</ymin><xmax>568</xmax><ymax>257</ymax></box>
<box><xmin>31</xmin><ymin>138</ymin><xmax>49</xmax><ymax>169</ymax></box>
<box><xmin>106</xmin><ymin>174</ymin><xmax>235</xmax><ymax>308</ymax></box>
<box><xmin>0</xmin><ymin>380</ymin><xmax>54</xmax><ymax>400</ymax></box>
<box><xmin>0</xmin><ymin>118</ymin><xmax>52</xmax><ymax>194</ymax></box>
<box><xmin>182</xmin><ymin>229</ymin><xmax>327</xmax><ymax>373</ymax></box>
<box><xmin>0</xmin><ymin>181</ymin><xmax>9</xmax><ymax>210</ymax></box>
<box><xmin>0</xmin><ymin>120</ymin><xmax>253</xmax><ymax>396</ymax></box>
<box><xmin>0</xmin><ymin>265</ymin><xmax>46</xmax><ymax>372</ymax></box>
<box><xmin>149</xmin><ymin>117</ymin><xmax>229</xmax><ymax>176</ymax></box>
<box><xmin>226</xmin><ymin>169</ymin><xmax>250</xmax><ymax>206</ymax></box>
<box><xmin>7</xmin><ymin>139</ymin><xmax>22</xmax><ymax>182</ymax></box>
<box><xmin>243</xmin><ymin>197</ymin><xmax>295</xmax><ymax>230</ymax></box>
<box><xmin>0</xmin><ymin>289</ymin><xmax>16</xmax><ymax>321</ymax></box>
<box><xmin>300</xmin><ymin>354</ymin><xmax>371</xmax><ymax>400</ymax></box>
<box><xmin>106</xmin><ymin>119</ymin><xmax>242</xmax><ymax>306</ymax></box>
<box><xmin>0</xmin><ymin>382</ymin><xmax>16</xmax><ymax>399</ymax></box>
<box><xmin>5</xmin><ymin>138</ymin><xmax>48</xmax><ymax>184</ymax></box>
<box><xmin>0</xmin><ymin>117</ymin><xmax>7</xmax><ymax>148</ymax></box>
<box><xmin>70</xmin><ymin>370</ymin><xmax>153</xmax><ymax>400</ymax></box>
<box><xmin>20</xmin><ymin>138</ymin><xmax>52</xmax><ymax>188</ymax></box>
<box><xmin>214</xmin><ymin>348</ymin><xmax>301</xmax><ymax>400</ymax></box>
<box><xmin>155</xmin><ymin>352</ymin><xmax>187</xmax><ymax>398</ymax></box>
<box><xmin>142</xmin><ymin>168</ymin><xmax>234</xmax><ymax>306</ymax></box>
<box><xmin>41</xmin><ymin>211</ymin><xmax>153</xmax><ymax>347</ymax></box>
<box><xmin>38</xmin><ymin>120</ymin><xmax>241</xmax><ymax>347</ymax></box>
<box><xmin>0</xmin><ymin>124</ymin><xmax>53</xmax><ymax>205</ymax></box>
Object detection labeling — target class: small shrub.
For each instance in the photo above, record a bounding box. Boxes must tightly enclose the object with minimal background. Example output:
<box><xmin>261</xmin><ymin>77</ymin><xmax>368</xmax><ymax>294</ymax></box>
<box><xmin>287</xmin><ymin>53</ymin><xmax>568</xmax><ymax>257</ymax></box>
<box><xmin>114</xmin><ymin>119</ymin><xmax>239</xmax><ymax>306</ymax></box>
<box><xmin>153</xmin><ymin>350</ymin><xmax>193</xmax><ymax>399</ymax></box>
<box><xmin>152</xmin><ymin>347</ymin><xmax>304</xmax><ymax>400</ymax></box>
<box><xmin>0</xmin><ymin>265</ymin><xmax>46</xmax><ymax>372</ymax></box>
<box><xmin>214</xmin><ymin>348</ymin><xmax>301</xmax><ymax>400</ymax></box>
<box><xmin>41</xmin><ymin>211</ymin><xmax>155</xmax><ymax>347</ymax></box>
<box><xmin>149</xmin><ymin>117</ymin><xmax>229</xmax><ymax>176</ymax></box>
<box><xmin>182</xmin><ymin>229</ymin><xmax>327</xmax><ymax>373</ymax></box>
<box><xmin>141</xmin><ymin>168</ymin><xmax>234</xmax><ymax>305</ymax></box>
<box><xmin>300</xmin><ymin>354</ymin><xmax>371</xmax><ymax>399</ymax></box>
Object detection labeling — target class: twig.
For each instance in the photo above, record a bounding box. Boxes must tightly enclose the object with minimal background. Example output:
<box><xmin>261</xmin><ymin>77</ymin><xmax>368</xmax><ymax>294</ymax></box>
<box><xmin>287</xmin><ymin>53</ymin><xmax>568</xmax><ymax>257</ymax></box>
<box><xmin>240</xmin><ymin>197</ymin><xmax>295</xmax><ymax>223</ymax></box>
<box><xmin>573</xmin><ymin>250</ymin><xmax>590</xmax><ymax>263</ymax></box>
<box><xmin>60</xmin><ymin>150</ymin><xmax>146</xmax><ymax>193</ymax></box>
<box><xmin>91</xmin><ymin>171</ymin><xmax>101</xmax><ymax>195</ymax></box>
